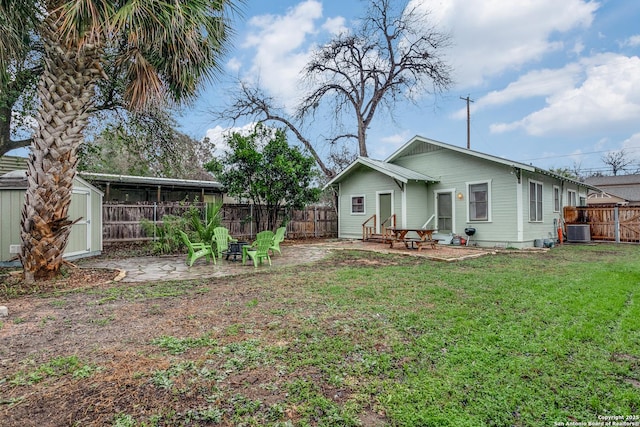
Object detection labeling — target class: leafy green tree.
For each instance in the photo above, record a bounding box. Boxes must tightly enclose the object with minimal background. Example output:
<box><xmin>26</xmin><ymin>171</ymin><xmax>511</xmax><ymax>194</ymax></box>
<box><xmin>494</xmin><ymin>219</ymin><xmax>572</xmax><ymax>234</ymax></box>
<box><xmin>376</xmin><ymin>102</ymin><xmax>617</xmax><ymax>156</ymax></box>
<box><xmin>0</xmin><ymin>0</ymin><xmax>237</xmax><ymax>282</ymax></box>
<box><xmin>78</xmin><ymin>110</ymin><xmax>216</xmax><ymax>180</ymax></box>
<box><xmin>207</xmin><ymin>125</ymin><xmax>321</xmax><ymax>231</ymax></box>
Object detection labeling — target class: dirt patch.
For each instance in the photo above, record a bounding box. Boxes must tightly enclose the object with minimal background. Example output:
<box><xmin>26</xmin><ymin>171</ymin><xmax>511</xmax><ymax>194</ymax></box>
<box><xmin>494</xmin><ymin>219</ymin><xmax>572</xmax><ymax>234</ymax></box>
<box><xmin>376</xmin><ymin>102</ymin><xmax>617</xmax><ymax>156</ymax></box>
<box><xmin>1</xmin><ymin>265</ymin><xmax>121</xmax><ymax>298</ymax></box>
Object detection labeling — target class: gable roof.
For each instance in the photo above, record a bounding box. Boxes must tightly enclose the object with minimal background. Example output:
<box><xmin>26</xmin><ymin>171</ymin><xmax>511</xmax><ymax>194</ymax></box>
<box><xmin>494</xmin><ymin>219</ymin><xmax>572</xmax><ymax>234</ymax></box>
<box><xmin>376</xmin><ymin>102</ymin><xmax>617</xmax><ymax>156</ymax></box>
<box><xmin>584</xmin><ymin>174</ymin><xmax>640</xmax><ymax>186</ymax></box>
<box><xmin>583</xmin><ymin>174</ymin><xmax>640</xmax><ymax>202</ymax></box>
<box><xmin>324</xmin><ymin>156</ymin><xmax>438</xmax><ymax>188</ymax></box>
<box><xmin>386</xmin><ymin>135</ymin><xmax>598</xmax><ymax>190</ymax></box>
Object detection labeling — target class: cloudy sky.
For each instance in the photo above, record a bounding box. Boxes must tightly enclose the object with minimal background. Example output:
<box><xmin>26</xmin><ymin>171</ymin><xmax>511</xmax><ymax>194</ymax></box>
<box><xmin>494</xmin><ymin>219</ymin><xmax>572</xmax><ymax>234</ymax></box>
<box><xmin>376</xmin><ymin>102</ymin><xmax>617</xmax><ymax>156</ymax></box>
<box><xmin>183</xmin><ymin>0</ymin><xmax>640</xmax><ymax>173</ymax></box>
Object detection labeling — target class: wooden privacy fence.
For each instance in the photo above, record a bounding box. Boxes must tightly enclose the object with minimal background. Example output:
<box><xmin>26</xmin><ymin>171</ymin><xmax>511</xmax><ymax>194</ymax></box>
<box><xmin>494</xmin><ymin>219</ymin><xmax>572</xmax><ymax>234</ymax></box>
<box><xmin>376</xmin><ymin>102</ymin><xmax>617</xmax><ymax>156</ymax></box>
<box><xmin>565</xmin><ymin>206</ymin><xmax>640</xmax><ymax>242</ymax></box>
<box><xmin>102</xmin><ymin>202</ymin><xmax>337</xmax><ymax>243</ymax></box>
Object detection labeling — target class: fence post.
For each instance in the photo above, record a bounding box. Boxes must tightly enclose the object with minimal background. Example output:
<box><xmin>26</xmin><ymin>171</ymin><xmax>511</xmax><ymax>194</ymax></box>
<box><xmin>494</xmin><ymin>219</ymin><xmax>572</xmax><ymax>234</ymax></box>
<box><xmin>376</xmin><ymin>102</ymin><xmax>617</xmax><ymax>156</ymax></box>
<box><xmin>153</xmin><ymin>202</ymin><xmax>157</xmax><ymax>241</ymax></box>
<box><xmin>614</xmin><ymin>205</ymin><xmax>620</xmax><ymax>243</ymax></box>
<box><xmin>314</xmin><ymin>205</ymin><xmax>318</xmax><ymax>238</ymax></box>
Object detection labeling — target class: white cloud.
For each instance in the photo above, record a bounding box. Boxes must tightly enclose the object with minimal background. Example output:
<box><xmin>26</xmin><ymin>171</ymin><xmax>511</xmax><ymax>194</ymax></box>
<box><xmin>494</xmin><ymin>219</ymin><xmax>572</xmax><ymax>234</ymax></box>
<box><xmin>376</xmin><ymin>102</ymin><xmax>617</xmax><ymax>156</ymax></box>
<box><xmin>462</xmin><ymin>64</ymin><xmax>582</xmax><ymax>116</ymax></box>
<box><xmin>490</xmin><ymin>54</ymin><xmax>640</xmax><ymax>136</ymax></box>
<box><xmin>322</xmin><ymin>16</ymin><xmax>347</xmax><ymax>35</ymax></box>
<box><xmin>226</xmin><ymin>57</ymin><xmax>242</xmax><ymax>73</ymax></box>
<box><xmin>373</xmin><ymin>131</ymin><xmax>412</xmax><ymax>159</ymax></box>
<box><xmin>241</xmin><ymin>0</ymin><xmax>327</xmax><ymax>110</ymax></box>
<box><xmin>622</xmin><ymin>34</ymin><xmax>640</xmax><ymax>47</ymax></box>
<box><xmin>620</xmin><ymin>133</ymin><xmax>640</xmax><ymax>159</ymax></box>
<box><xmin>416</xmin><ymin>0</ymin><xmax>599</xmax><ymax>87</ymax></box>
<box><xmin>205</xmin><ymin>123</ymin><xmax>257</xmax><ymax>155</ymax></box>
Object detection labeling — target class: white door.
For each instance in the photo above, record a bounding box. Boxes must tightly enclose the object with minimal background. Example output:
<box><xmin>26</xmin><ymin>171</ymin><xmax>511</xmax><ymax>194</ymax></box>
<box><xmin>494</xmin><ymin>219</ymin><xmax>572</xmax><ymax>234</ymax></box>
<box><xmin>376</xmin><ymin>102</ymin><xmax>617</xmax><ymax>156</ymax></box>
<box><xmin>66</xmin><ymin>189</ymin><xmax>91</xmax><ymax>256</ymax></box>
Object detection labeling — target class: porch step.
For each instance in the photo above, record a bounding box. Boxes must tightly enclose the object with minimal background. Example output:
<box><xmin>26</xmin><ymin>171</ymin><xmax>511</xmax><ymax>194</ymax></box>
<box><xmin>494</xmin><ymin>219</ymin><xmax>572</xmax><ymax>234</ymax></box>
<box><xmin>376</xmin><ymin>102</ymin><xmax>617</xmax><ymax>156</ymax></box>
<box><xmin>365</xmin><ymin>233</ymin><xmax>392</xmax><ymax>243</ymax></box>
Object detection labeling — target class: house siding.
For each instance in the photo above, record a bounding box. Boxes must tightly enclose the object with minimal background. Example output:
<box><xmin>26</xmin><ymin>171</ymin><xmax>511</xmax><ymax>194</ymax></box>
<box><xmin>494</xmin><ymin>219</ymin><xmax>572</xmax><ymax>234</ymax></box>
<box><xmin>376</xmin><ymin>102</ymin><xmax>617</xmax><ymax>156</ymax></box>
<box><xmin>403</xmin><ymin>181</ymin><xmax>430</xmax><ymax>228</ymax></box>
<box><xmin>395</xmin><ymin>148</ymin><xmax>520</xmax><ymax>245</ymax></box>
<box><xmin>338</xmin><ymin>166</ymin><xmax>400</xmax><ymax>239</ymax></box>
<box><xmin>329</xmin><ymin>137</ymin><xmax>594</xmax><ymax>248</ymax></box>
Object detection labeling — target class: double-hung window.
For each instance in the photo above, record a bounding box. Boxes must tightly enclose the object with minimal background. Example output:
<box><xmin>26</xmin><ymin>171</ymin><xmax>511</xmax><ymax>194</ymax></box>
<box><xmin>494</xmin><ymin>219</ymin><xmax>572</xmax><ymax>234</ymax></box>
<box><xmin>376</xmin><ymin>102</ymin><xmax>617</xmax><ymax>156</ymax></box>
<box><xmin>529</xmin><ymin>180</ymin><xmax>543</xmax><ymax>222</ymax></box>
<box><xmin>567</xmin><ymin>190</ymin><xmax>577</xmax><ymax>206</ymax></box>
<box><xmin>351</xmin><ymin>195</ymin><xmax>365</xmax><ymax>214</ymax></box>
<box><xmin>553</xmin><ymin>186</ymin><xmax>560</xmax><ymax>212</ymax></box>
<box><xmin>468</xmin><ymin>182</ymin><xmax>489</xmax><ymax>221</ymax></box>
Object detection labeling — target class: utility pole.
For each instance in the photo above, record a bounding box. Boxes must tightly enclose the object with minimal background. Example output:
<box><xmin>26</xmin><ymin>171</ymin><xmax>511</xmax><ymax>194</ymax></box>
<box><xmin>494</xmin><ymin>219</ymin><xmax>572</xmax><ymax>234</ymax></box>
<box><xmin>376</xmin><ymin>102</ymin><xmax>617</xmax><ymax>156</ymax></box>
<box><xmin>460</xmin><ymin>95</ymin><xmax>474</xmax><ymax>149</ymax></box>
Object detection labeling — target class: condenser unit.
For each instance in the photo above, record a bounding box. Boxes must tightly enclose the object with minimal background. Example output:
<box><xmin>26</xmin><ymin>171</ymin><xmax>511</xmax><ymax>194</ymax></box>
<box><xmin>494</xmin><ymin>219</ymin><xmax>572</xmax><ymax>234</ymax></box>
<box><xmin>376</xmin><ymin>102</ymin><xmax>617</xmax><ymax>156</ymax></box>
<box><xmin>566</xmin><ymin>224</ymin><xmax>591</xmax><ymax>242</ymax></box>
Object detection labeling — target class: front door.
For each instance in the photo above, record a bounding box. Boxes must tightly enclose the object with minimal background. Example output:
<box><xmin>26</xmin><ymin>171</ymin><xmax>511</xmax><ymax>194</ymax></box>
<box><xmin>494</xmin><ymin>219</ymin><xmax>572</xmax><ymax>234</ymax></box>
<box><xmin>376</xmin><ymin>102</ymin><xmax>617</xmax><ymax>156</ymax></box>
<box><xmin>378</xmin><ymin>192</ymin><xmax>392</xmax><ymax>234</ymax></box>
<box><xmin>437</xmin><ymin>192</ymin><xmax>453</xmax><ymax>233</ymax></box>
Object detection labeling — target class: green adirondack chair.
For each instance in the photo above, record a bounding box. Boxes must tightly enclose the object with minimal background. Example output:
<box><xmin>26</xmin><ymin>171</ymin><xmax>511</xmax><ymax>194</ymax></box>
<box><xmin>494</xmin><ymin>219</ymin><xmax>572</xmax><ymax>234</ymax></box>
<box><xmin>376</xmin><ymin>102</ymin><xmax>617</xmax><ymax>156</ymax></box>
<box><xmin>212</xmin><ymin>226</ymin><xmax>237</xmax><ymax>259</ymax></box>
<box><xmin>242</xmin><ymin>230</ymin><xmax>274</xmax><ymax>267</ymax></box>
<box><xmin>270</xmin><ymin>226</ymin><xmax>286</xmax><ymax>255</ymax></box>
<box><xmin>179</xmin><ymin>231</ymin><xmax>215</xmax><ymax>266</ymax></box>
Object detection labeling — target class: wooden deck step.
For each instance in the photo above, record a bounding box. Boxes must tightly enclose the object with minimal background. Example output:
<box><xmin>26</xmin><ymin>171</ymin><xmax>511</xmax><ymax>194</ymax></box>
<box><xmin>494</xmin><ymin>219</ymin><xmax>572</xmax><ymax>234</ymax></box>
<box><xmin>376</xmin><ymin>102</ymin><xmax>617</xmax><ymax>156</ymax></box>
<box><xmin>365</xmin><ymin>233</ymin><xmax>392</xmax><ymax>243</ymax></box>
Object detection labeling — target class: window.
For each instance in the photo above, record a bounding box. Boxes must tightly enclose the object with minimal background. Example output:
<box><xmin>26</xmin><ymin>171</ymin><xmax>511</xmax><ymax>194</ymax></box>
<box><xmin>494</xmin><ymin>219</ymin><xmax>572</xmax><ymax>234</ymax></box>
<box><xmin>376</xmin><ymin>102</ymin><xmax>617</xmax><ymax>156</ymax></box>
<box><xmin>567</xmin><ymin>190</ymin><xmax>577</xmax><ymax>206</ymax></box>
<box><xmin>469</xmin><ymin>182</ymin><xmax>489</xmax><ymax>221</ymax></box>
<box><xmin>351</xmin><ymin>195</ymin><xmax>365</xmax><ymax>214</ymax></box>
<box><xmin>553</xmin><ymin>186</ymin><xmax>560</xmax><ymax>212</ymax></box>
<box><xmin>529</xmin><ymin>180</ymin><xmax>543</xmax><ymax>222</ymax></box>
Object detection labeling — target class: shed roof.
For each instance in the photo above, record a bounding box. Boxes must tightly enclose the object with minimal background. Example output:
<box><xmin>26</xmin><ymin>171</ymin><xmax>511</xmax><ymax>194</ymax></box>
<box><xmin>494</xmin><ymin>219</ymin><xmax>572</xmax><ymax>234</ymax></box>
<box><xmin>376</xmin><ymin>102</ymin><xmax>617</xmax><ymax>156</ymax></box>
<box><xmin>0</xmin><ymin>170</ymin><xmax>103</xmax><ymax>195</ymax></box>
<box><xmin>78</xmin><ymin>172</ymin><xmax>223</xmax><ymax>190</ymax></box>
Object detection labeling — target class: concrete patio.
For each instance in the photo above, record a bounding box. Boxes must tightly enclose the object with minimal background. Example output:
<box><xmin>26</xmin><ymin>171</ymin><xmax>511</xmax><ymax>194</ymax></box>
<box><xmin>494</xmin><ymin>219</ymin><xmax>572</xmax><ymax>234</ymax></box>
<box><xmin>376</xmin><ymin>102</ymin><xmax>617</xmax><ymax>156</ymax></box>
<box><xmin>79</xmin><ymin>240</ymin><xmax>493</xmax><ymax>283</ymax></box>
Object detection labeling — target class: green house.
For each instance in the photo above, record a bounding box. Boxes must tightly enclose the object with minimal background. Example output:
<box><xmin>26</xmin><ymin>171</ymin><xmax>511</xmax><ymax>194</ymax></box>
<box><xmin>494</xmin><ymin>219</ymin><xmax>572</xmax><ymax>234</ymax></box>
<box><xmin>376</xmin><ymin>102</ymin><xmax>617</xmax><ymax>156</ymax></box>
<box><xmin>324</xmin><ymin>136</ymin><xmax>596</xmax><ymax>248</ymax></box>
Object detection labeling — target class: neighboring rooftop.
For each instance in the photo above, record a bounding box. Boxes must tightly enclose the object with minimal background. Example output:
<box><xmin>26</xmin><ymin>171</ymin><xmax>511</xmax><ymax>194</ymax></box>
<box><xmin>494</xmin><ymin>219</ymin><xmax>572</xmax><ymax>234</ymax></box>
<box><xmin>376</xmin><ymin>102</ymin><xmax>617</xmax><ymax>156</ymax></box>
<box><xmin>584</xmin><ymin>174</ymin><xmax>640</xmax><ymax>204</ymax></box>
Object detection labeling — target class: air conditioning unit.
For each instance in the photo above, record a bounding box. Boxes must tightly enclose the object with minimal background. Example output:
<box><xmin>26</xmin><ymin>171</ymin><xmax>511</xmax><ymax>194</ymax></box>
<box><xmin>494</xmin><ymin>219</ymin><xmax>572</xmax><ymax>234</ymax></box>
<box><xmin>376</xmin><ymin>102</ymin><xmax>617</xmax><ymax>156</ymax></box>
<box><xmin>566</xmin><ymin>224</ymin><xmax>590</xmax><ymax>242</ymax></box>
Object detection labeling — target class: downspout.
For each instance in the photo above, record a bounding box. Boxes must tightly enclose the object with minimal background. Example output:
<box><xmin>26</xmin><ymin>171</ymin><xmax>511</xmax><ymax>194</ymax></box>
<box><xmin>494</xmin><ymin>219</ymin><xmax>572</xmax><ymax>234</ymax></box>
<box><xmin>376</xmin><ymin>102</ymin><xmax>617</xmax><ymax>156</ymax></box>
<box><xmin>514</xmin><ymin>168</ymin><xmax>523</xmax><ymax>243</ymax></box>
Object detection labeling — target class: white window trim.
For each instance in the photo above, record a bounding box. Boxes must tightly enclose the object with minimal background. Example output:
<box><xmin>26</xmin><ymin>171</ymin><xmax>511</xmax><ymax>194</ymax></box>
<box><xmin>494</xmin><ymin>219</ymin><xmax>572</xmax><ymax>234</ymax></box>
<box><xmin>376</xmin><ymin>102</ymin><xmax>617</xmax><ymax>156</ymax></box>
<box><xmin>529</xmin><ymin>179</ymin><xmax>543</xmax><ymax>223</ymax></box>
<box><xmin>553</xmin><ymin>185</ymin><xmax>560</xmax><ymax>212</ymax></box>
<box><xmin>350</xmin><ymin>194</ymin><xmax>366</xmax><ymax>215</ymax></box>
<box><xmin>466</xmin><ymin>180</ymin><xmax>492</xmax><ymax>222</ymax></box>
<box><xmin>567</xmin><ymin>189</ymin><xmax>577</xmax><ymax>207</ymax></box>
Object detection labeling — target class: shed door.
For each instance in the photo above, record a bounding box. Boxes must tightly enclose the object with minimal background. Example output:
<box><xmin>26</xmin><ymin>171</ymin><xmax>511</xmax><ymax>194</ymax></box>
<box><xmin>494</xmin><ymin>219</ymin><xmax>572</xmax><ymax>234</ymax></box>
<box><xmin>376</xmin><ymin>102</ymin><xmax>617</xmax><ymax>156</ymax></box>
<box><xmin>66</xmin><ymin>189</ymin><xmax>91</xmax><ymax>256</ymax></box>
<box><xmin>437</xmin><ymin>192</ymin><xmax>453</xmax><ymax>233</ymax></box>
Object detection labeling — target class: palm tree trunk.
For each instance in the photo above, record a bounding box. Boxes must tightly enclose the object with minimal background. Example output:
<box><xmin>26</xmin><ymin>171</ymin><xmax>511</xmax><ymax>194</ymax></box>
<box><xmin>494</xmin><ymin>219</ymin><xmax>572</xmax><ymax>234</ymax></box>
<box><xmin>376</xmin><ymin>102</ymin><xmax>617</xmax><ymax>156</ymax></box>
<box><xmin>19</xmin><ymin>17</ymin><xmax>101</xmax><ymax>283</ymax></box>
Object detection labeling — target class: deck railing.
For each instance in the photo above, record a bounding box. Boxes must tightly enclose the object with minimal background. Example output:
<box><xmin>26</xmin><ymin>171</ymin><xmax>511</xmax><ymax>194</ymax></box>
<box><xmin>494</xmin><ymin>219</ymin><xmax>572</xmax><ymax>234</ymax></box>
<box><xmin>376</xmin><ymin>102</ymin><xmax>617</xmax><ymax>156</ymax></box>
<box><xmin>362</xmin><ymin>214</ymin><xmax>376</xmax><ymax>241</ymax></box>
<box><xmin>380</xmin><ymin>214</ymin><xmax>396</xmax><ymax>242</ymax></box>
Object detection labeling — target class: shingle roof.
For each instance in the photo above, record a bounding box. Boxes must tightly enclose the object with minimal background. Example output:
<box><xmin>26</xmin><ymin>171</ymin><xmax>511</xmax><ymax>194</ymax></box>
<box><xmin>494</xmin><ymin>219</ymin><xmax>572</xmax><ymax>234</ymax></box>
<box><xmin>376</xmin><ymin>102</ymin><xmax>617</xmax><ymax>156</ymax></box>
<box><xmin>323</xmin><ymin>156</ymin><xmax>438</xmax><ymax>188</ymax></box>
<box><xmin>584</xmin><ymin>174</ymin><xmax>640</xmax><ymax>202</ymax></box>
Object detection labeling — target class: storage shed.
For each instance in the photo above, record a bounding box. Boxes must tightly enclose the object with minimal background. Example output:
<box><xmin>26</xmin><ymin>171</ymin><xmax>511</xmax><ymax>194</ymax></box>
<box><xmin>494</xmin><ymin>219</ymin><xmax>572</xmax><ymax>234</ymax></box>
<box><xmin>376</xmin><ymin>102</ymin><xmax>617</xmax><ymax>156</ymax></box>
<box><xmin>0</xmin><ymin>170</ymin><xmax>103</xmax><ymax>266</ymax></box>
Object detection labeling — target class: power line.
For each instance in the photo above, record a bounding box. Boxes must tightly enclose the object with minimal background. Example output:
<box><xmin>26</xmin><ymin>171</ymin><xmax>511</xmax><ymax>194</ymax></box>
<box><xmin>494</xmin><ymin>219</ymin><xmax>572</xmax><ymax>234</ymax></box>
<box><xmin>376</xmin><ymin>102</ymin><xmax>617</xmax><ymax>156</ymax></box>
<box><xmin>521</xmin><ymin>146</ymin><xmax>640</xmax><ymax>162</ymax></box>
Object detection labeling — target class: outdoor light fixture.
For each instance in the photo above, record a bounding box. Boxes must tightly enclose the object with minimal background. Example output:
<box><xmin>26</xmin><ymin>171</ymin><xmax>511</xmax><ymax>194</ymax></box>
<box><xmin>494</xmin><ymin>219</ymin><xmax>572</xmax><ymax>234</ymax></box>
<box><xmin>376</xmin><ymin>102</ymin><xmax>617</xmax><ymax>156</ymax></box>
<box><xmin>457</xmin><ymin>192</ymin><xmax>464</xmax><ymax>200</ymax></box>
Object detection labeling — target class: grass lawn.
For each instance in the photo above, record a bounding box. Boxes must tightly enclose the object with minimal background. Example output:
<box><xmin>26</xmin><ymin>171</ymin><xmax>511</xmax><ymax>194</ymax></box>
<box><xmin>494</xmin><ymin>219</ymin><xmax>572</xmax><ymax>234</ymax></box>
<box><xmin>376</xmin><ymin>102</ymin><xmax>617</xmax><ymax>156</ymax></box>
<box><xmin>1</xmin><ymin>243</ymin><xmax>639</xmax><ymax>426</ymax></box>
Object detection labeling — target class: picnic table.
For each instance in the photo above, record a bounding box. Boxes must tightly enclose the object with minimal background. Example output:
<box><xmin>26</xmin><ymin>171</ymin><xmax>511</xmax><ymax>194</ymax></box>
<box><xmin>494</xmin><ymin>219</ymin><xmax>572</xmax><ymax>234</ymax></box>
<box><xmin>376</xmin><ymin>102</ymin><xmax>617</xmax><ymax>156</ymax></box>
<box><xmin>387</xmin><ymin>228</ymin><xmax>438</xmax><ymax>251</ymax></box>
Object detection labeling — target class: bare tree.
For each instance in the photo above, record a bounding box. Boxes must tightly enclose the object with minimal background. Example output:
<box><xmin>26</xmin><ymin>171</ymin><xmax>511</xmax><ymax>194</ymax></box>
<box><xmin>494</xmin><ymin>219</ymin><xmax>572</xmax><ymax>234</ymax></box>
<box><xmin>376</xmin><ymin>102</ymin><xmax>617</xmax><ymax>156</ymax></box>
<box><xmin>601</xmin><ymin>149</ymin><xmax>634</xmax><ymax>176</ymax></box>
<box><xmin>299</xmin><ymin>0</ymin><xmax>452</xmax><ymax>157</ymax></box>
<box><xmin>215</xmin><ymin>0</ymin><xmax>452</xmax><ymax>177</ymax></box>
<box><xmin>215</xmin><ymin>81</ymin><xmax>334</xmax><ymax>178</ymax></box>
